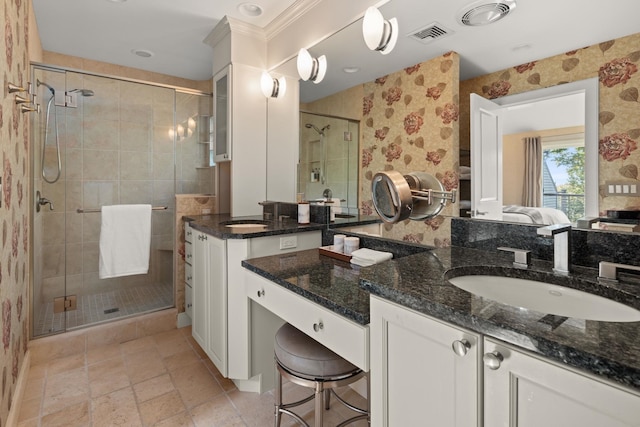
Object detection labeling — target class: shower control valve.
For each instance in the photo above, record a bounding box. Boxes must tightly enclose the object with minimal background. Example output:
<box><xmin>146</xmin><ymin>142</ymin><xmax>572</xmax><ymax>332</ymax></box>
<box><xmin>36</xmin><ymin>191</ymin><xmax>54</xmax><ymax>212</ymax></box>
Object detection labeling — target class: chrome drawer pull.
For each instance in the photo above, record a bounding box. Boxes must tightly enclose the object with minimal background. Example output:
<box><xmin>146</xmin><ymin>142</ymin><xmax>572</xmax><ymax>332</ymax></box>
<box><xmin>313</xmin><ymin>321</ymin><xmax>324</xmax><ymax>332</ymax></box>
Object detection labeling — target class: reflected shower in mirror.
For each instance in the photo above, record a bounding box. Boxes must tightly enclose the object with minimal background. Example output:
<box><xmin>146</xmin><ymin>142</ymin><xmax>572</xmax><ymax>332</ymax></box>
<box><xmin>298</xmin><ymin>112</ymin><xmax>359</xmax><ymax>213</ymax></box>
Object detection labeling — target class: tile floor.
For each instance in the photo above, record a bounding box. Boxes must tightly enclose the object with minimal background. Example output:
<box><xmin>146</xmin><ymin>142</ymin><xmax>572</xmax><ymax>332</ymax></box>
<box><xmin>33</xmin><ymin>283</ymin><xmax>174</xmax><ymax>337</ymax></box>
<box><xmin>18</xmin><ymin>325</ymin><xmax>368</xmax><ymax>426</ymax></box>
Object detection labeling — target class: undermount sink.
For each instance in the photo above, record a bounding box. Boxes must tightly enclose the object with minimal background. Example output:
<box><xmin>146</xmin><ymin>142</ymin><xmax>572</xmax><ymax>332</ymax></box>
<box><xmin>220</xmin><ymin>220</ymin><xmax>270</xmax><ymax>229</ymax></box>
<box><xmin>447</xmin><ymin>274</ymin><xmax>640</xmax><ymax>322</ymax></box>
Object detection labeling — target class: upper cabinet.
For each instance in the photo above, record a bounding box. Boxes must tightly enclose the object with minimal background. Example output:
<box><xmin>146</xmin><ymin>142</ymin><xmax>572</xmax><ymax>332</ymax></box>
<box><xmin>214</xmin><ymin>65</ymin><xmax>231</xmax><ymax>162</ymax></box>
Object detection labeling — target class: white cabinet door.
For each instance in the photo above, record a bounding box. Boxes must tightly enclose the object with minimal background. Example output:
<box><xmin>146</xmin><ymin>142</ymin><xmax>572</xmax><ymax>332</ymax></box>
<box><xmin>484</xmin><ymin>338</ymin><xmax>640</xmax><ymax>427</ymax></box>
<box><xmin>370</xmin><ymin>296</ymin><xmax>480</xmax><ymax>427</ymax></box>
<box><xmin>191</xmin><ymin>230</ymin><xmax>228</xmax><ymax>376</ymax></box>
<box><xmin>206</xmin><ymin>235</ymin><xmax>227</xmax><ymax>375</ymax></box>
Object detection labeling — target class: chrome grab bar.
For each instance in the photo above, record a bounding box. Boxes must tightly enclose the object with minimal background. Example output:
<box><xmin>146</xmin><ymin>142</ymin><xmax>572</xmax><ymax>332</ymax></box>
<box><xmin>76</xmin><ymin>206</ymin><xmax>168</xmax><ymax>213</ymax></box>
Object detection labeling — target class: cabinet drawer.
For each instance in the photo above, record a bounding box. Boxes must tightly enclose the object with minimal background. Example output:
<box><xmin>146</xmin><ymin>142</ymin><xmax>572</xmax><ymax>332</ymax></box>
<box><xmin>185</xmin><ymin>224</ymin><xmax>193</xmax><ymax>243</ymax></box>
<box><xmin>246</xmin><ymin>271</ymin><xmax>369</xmax><ymax>371</ymax></box>
<box><xmin>185</xmin><ymin>262</ymin><xmax>193</xmax><ymax>286</ymax></box>
<box><xmin>185</xmin><ymin>241</ymin><xmax>193</xmax><ymax>265</ymax></box>
<box><xmin>185</xmin><ymin>283</ymin><xmax>193</xmax><ymax>319</ymax></box>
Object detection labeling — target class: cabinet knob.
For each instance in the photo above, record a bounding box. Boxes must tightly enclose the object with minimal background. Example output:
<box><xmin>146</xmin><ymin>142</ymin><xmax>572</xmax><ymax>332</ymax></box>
<box><xmin>483</xmin><ymin>351</ymin><xmax>504</xmax><ymax>370</ymax></box>
<box><xmin>257</xmin><ymin>289</ymin><xmax>265</xmax><ymax>298</ymax></box>
<box><xmin>187</xmin><ymin>303</ymin><xmax>192</xmax><ymax>308</ymax></box>
<box><xmin>186</xmin><ymin>276</ymin><xmax>192</xmax><ymax>281</ymax></box>
<box><xmin>313</xmin><ymin>321</ymin><xmax>324</xmax><ymax>332</ymax></box>
<box><xmin>452</xmin><ymin>339</ymin><xmax>471</xmax><ymax>357</ymax></box>
<box><xmin>186</xmin><ymin>254</ymin><xmax>192</xmax><ymax>259</ymax></box>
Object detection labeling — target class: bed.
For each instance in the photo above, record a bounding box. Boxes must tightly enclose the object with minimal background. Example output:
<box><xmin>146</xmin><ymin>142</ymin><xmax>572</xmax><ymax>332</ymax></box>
<box><xmin>502</xmin><ymin>205</ymin><xmax>571</xmax><ymax>225</ymax></box>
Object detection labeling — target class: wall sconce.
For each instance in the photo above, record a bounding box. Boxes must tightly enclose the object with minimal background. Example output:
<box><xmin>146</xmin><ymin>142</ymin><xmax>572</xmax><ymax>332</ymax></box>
<box><xmin>296</xmin><ymin>48</ymin><xmax>327</xmax><ymax>84</ymax></box>
<box><xmin>362</xmin><ymin>6</ymin><xmax>399</xmax><ymax>55</ymax></box>
<box><xmin>260</xmin><ymin>71</ymin><xmax>287</xmax><ymax>98</ymax></box>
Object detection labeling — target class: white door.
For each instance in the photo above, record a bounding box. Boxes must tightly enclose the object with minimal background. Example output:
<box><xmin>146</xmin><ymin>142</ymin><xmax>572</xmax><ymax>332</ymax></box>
<box><xmin>370</xmin><ymin>296</ymin><xmax>480</xmax><ymax>427</ymax></box>
<box><xmin>470</xmin><ymin>94</ymin><xmax>504</xmax><ymax>220</ymax></box>
<box><xmin>484</xmin><ymin>338</ymin><xmax>640</xmax><ymax>427</ymax></box>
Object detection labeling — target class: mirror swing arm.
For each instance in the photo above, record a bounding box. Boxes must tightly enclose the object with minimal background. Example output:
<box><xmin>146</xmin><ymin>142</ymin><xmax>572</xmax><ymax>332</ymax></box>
<box><xmin>371</xmin><ymin>170</ymin><xmax>456</xmax><ymax>224</ymax></box>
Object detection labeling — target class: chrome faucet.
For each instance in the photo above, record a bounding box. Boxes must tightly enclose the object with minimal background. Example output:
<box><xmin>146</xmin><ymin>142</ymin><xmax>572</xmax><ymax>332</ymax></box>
<box><xmin>258</xmin><ymin>201</ymin><xmax>279</xmax><ymax>221</ymax></box>
<box><xmin>598</xmin><ymin>261</ymin><xmax>640</xmax><ymax>283</ymax></box>
<box><xmin>537</xmin><ymin>224</ymin><xmax>571</xmax><ymax>274</ymax></box>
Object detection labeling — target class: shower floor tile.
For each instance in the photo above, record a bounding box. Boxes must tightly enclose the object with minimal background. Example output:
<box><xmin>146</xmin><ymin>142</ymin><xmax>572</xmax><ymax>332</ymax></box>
<box><xmin>34</xmin><ymin>282</ymin><xmax>173</xmax><ymax>336</ymax></box>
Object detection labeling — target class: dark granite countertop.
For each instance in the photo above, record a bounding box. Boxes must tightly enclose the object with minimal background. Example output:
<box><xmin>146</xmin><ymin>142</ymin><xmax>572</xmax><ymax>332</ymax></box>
<box><xmin>186</xmin><ymin>213</ymin><xmax>380</xmax><ymax>239</ymax></box>
<box><xmin>243</xmin><ymin>245</ymin><xmax>640</xmax><ymax>392</ymax></box>
<box><xmin>242</xmin><ymin>249</ymin><xmax>370</xmax><ymax>324</ymax></box>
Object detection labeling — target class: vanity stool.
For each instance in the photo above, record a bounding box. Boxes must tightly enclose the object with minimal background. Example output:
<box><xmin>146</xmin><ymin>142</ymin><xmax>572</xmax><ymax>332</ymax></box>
<box><xmin>274</xmin><ymin>322</ymin><xmax>369</xmax><ymax>427</ymax></box>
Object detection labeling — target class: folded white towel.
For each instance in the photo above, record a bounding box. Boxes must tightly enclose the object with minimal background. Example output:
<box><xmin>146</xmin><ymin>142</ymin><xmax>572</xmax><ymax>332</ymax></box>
<box><xmin>99</xmin><ymin>204</ymin><xmax>152</xmax><ymax>279</ymax></box>
<box><xmin>460</xmin><ymin>200</ymin><xmax>471</xmax><ymax>209</ymax></box>
<box><xmin>459</xmin><ymin>166</ymin><xmax>471</xmax><ymax>174</ymax></box>
<box><xmin>350</xmin><ymin>248</ymin><xmax>393</xmax><ymax>267</ymax></box>
<box><xmin>330</xmin><ymin>198</ymin><xmax>343</xmax><ymax>215</ymax></box>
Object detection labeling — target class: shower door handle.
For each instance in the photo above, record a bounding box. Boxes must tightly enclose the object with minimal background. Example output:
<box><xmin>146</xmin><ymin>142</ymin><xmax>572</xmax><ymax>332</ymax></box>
<box><xmin>36</xmin><ymin>191</ymin><xmax>54</xmax><ymax>212</ymax></box>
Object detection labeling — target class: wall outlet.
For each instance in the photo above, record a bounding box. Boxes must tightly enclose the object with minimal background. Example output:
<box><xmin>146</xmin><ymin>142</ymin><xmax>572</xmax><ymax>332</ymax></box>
<box><xmin>201</xmin><ymin>208</ymin><xmax>211</xmax><ymax>214</ymax></box>
<box><xmin>280</xmin><ymin>236</ymin><xmax>297</xmax><ymax>250</ymax></box>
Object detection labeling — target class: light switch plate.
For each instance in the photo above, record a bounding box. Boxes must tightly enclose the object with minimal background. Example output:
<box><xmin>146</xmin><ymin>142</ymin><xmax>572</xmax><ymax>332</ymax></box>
<box><xmin>280</xmin><ymin>236</ymin><xmax>297</xmax><ymax>250</ymax></box>
<box><xmin>605</xmin><ymin>180</ymin><xmax>640</xmax><ymax>196</ymax></box>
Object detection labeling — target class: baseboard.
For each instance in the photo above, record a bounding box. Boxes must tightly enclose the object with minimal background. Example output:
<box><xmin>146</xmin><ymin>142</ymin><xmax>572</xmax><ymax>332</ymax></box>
<box><xmin>177</xmin><ymin>312</ymin><xmax>192</xmax><ymax>328</ymax></box>
<box><xmin>7</xmin><ymin>350</ymin><xmax>30</xmax><ymax>427</ymax></box>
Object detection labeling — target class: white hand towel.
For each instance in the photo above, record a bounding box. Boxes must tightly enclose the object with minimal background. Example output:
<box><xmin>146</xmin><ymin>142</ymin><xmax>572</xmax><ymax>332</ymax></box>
<box><xmin>350</xmin><ymin>248</ymin><xmax>393</xmax><ymax>267</ymax></box>
<box><xmin>99</xmin><ymin>204</ymin><xmax>152</xmax><ymax>279</ymax></box>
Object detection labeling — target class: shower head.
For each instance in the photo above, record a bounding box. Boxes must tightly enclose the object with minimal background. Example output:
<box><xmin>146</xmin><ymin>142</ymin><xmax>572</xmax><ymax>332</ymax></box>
<box><xmin>68</xmin><ymin>88</ymin><xmax>95</xmax><ymax>97</ymax></box>
<box><xmin>37</xmin><ymin>79</ymin><xmax>55</xmax><ymax>95</ymax></box>
<box><xmin>305</xmin><ymin>123</ymin><xmax>330</xmax><ymax>136</ymax></box>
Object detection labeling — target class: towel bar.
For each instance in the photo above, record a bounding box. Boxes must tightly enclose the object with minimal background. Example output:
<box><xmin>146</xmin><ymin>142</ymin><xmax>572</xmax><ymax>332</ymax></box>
<box><xmin>76</xmin><ymin>206</ymin><xmax>168</xmax><ymax>213</ymax></box>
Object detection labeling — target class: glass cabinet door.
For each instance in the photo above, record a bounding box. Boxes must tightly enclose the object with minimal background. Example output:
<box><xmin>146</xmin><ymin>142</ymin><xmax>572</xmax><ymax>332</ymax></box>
<box><xmin>214</xmin><ymin>65</ymin><xmax>231</xmax><ymax>162</ymax></box>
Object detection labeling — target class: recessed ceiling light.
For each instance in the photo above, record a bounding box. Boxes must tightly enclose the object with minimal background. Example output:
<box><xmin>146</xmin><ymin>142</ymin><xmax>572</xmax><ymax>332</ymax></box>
<box><xmin>238</xmin><ymin>3</ymin><xmax>263</xmax><ymax>17</ymax></box>
<box><xmin>343</xmin><ymin>67</ymin><xmax>360</xmax><ymax>74</ymax></box>
<box><xmin>131</xmin><ymin>49</ymin><xmax>154</xmax><ymax>58</ymax></box>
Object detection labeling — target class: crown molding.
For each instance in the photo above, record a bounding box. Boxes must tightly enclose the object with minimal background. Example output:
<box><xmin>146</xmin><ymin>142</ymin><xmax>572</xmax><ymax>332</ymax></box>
<box><xmin>264</xmin><ymin>0</ymin><xmax>322</xmax><ymax>41</ymax></box>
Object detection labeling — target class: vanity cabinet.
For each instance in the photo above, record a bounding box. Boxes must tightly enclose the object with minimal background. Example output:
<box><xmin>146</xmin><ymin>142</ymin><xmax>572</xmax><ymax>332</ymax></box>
<box><xmin>184</xmin><ymin>224</ymin><xmax>194</xmax><ymax>319</ymax></box>
<box><xmin>370</xmin><ymin>296</ymin><xmax>480</xmax><ymax>427</ymax></box>
<box><xmin>370</xmin><ymin>295</ymin><xmax>640</xmax><ymax>427</ymax></box>
<box><xmin>190</xmin><ymin>226</ymin><xmax>322</xmax><ymax>389</ymax></box>
<box><xmin>484</xmin><ymin>338</ymin><xmax>640</xmax><ymax>427</ymax></box>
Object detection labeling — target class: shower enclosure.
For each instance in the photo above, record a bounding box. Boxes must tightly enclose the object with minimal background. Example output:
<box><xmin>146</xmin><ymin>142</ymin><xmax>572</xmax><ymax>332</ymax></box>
<box><xmin>298</xmin><ymin>112</ymin><xmax>359</xmax><ymax>211</ymax></box>
<box><xmin>31</xmin><ymin>65</ymin><xmax>213</xmax><ymax>337</ymax></box>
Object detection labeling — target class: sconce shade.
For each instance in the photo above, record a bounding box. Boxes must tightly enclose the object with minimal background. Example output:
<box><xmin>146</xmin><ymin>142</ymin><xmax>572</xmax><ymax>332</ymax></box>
<box><xmin>261</xmin><ymin>71</ymin><xmax>286</xmax><ymax>98</ymax></box>
<box><xmin>297</xmin><ymin>48</ymin><xmax>327</xmax><ymax>84</ymax></box>
<box><xmin>362</xmin><ymin>6</ymin><xmax>399</xmax><ymax>55</ymax></box>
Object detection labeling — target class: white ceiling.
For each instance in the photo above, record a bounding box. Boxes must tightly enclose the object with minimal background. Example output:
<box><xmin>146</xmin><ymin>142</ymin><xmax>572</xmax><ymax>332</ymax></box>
<box><xmin>33</xmin><ymin>0</ymin><xmax>640</xmax><ymax>102</ymax></box>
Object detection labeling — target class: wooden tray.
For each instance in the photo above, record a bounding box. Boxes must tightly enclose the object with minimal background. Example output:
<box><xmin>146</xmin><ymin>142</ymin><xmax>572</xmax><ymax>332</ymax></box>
<box><xmin>318</xmin><ymin>245</ymin><xmax>352</xmax><ymax>262</ymax></box>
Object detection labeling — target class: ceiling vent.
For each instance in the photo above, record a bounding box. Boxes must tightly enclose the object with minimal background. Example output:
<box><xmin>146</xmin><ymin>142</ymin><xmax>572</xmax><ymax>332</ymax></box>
<box><xmin>458</xmin><ymin>0</ymin><xmax>517</xmax><ymax>26</ymax></box>
<box><xmin>408</xmin><ymin>22</ymin><xmax>453</xmax><ymax>44</ymax></box>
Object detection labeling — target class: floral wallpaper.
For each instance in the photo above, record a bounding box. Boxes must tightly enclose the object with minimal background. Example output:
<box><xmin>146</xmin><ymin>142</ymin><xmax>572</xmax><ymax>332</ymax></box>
<box><xmin>460</xmin><ymin>32</ymin><xmax>640</xmax><ymax>215</ymax></box>
<box><xmin>359</xmin><ymin>53</ymin><xmax>460</xmax><ymax>247</ymax></box>
<box><xmin>0</xmin><ymin>0</ymin><xmax>31</xmax><ymax>424</ymax></box>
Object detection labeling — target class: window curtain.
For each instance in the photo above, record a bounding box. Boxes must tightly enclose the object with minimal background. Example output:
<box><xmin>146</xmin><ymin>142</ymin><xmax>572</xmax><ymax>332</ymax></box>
<box><xmin>522</xmin><ymin>136</ymin><xmax>542</xmax><ymax>207</ymax></box>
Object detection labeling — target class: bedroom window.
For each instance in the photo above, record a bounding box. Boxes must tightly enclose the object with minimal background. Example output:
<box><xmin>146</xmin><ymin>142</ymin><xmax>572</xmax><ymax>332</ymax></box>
<box><xmin>542</xmin><ymin>133</ymin><xmax>585</xmax><ymax>222</ymax></box>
